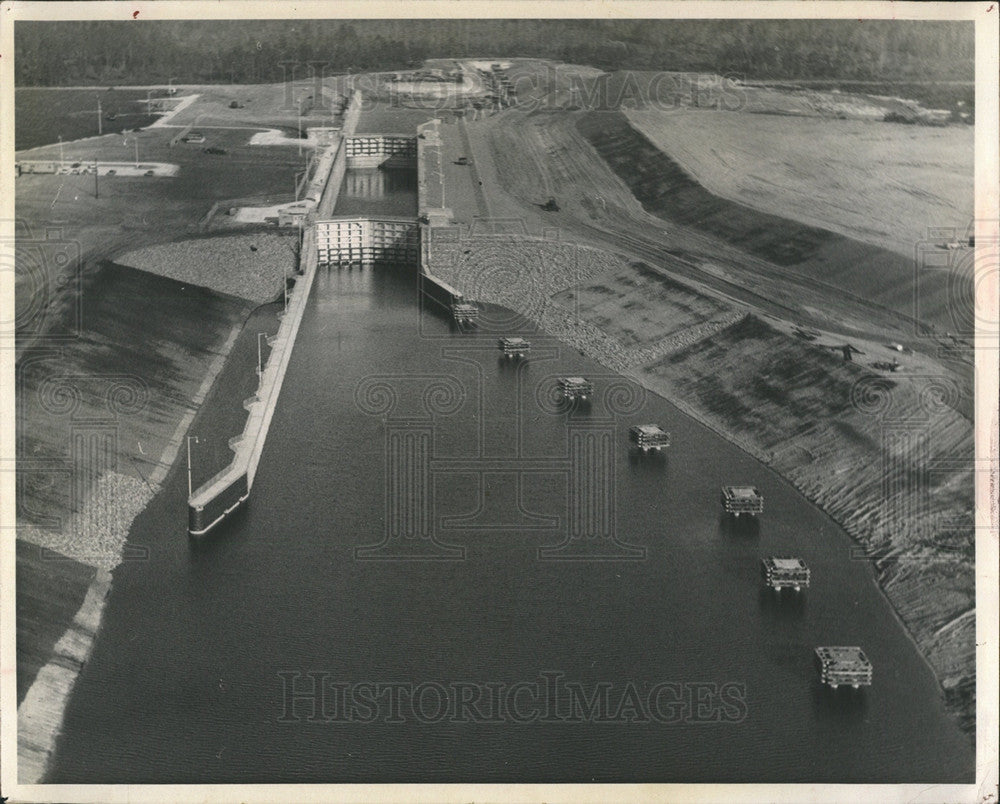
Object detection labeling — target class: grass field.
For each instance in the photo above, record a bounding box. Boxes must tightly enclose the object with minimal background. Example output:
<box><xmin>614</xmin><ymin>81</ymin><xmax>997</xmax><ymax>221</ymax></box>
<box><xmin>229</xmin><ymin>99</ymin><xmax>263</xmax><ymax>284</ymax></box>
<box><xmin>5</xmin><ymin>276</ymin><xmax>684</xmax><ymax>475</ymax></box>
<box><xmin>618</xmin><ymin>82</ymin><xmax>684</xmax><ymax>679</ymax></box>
<box><xmin>15</xmin><ymin>125</ymin><xmax>306</xmax><ymax>352</ymax></box>
<box><xmin>15</xmin><ymin>88</ymin><xmax>165</xmax><ymax>150</ymax></box>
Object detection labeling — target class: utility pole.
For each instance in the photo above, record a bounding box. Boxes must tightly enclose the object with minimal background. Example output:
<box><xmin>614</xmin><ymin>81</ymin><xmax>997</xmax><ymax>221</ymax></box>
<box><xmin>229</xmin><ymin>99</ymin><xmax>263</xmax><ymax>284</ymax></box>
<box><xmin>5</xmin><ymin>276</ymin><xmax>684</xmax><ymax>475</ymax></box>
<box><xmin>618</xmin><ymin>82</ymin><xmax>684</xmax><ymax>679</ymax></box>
<box><xmin>97</xmin><ymin>98</ymin><xmax>102</xmax><ymax>135</ymax></box>
<box><xmin>94</xmin><ymin>157</ymin><xmax>99</xmax><ymax>198</ymax></box>
<box><xmin>58</xmin><ymin>135</ymin><xmax>64</xmax><ymax>168</ymax></box>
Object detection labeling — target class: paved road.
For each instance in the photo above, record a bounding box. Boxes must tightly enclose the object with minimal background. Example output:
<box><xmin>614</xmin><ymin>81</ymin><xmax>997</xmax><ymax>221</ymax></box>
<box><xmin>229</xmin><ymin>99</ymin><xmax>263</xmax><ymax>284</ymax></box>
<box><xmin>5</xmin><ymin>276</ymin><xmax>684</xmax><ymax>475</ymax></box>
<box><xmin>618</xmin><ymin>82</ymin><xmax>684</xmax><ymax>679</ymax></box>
<box><xmin>437</xmin><ymin>117</ymin><xmax>488</xmax><ymax>223</ymax></box>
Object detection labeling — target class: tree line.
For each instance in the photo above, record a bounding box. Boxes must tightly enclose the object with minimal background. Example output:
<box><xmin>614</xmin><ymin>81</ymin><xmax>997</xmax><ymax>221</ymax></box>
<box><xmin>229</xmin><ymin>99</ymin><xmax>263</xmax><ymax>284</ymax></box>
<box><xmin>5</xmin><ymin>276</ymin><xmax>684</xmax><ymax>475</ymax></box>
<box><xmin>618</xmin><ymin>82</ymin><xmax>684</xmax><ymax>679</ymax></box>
<box><xmin>15</xmin><ymin>19</ymin><xmax>974</xmax><ymax>87</ymax></box>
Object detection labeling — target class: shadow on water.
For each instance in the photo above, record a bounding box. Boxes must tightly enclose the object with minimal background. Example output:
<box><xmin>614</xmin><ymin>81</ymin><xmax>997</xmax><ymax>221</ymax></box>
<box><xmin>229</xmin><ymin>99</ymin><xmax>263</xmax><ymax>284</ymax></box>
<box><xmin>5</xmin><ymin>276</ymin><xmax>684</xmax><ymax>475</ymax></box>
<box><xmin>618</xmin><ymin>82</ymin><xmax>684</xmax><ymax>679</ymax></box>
<box><xmin>811</xmin><ymin>682</ymin><xmax>871</xmax><ymax>723</ymax></box>
<box><xmin>187</xmin><ymin>506</ymin><xmax>250</xmax><ymax>561</ymax></box>
<box><xmin>627</xmin><ymin>448</ymin><xmax>669</xmax><ymax>473</ymax></box>
<box><xmin>497</xmin><ymin>355</ymin><xmax>529</xmax><ymax>373</ymax></box>
<box><xmin>719</xmin><ymin>514</ymin><xmax>761</xmax><ymax>539</ymax></box>
<box><xmin>758</xmin><ymin>585</ymin><xmax>806</xmax><ymax>620</ymax></box>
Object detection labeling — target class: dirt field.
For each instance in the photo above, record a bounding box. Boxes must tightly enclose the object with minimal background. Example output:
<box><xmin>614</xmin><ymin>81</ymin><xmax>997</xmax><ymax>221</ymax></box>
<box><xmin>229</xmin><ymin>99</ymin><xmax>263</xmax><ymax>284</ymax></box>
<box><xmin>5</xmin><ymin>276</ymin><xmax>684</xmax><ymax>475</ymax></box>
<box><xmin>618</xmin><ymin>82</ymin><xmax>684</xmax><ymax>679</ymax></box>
<box><xmin>477</xmin><ymin>107</ymin><xmax>974</xmax><ymax>347</ymax></box>
<box><xmin>575</xmin><ymin>111</ymin><xmax>966</xmax><ymax>334</ymax></box>
<box><xmin>627</xmin><ymin>108</ymin><xmax>974</xmax><ymax>258</ymax></box>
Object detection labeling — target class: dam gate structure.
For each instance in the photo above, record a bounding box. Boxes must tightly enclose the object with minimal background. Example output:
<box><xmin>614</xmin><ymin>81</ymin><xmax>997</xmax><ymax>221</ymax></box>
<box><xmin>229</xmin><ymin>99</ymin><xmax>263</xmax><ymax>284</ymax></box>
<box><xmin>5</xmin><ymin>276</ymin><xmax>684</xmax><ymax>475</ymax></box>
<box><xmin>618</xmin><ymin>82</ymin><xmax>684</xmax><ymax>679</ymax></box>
<box><xmin>315</xmin><ymin>217</ymin><xmax>421</xmax><ymax>266</ymax></box>
<box><xmin>345</xmin><ymin>135</ymin><xmax>417</xmax><ymax>168</ymax></box>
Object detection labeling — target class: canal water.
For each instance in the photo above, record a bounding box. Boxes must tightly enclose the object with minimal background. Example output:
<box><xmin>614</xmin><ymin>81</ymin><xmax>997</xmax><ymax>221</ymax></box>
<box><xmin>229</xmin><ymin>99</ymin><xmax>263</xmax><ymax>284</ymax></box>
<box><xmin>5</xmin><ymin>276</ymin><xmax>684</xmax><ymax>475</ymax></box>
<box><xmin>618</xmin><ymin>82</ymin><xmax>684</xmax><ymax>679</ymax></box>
<box><xmin>333</xmin><ymin>167</ymin><xmax>418</xmax><ymax>217</ymax></box>
<box><xmin>47</xmin><ymin>260</ymin><xmax>974</xmax><ymax>783</ymax></box>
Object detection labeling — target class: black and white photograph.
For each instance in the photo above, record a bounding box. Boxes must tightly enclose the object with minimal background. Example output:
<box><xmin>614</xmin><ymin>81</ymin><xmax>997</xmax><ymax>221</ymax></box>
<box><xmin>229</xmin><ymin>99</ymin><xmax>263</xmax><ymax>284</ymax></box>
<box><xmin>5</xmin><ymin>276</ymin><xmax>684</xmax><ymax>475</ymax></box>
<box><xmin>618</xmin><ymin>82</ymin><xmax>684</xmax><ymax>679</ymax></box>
<box><xmin>1</xmin><ymin>2</ymin><xmax>997</xmax><ymax>802</ymax></box>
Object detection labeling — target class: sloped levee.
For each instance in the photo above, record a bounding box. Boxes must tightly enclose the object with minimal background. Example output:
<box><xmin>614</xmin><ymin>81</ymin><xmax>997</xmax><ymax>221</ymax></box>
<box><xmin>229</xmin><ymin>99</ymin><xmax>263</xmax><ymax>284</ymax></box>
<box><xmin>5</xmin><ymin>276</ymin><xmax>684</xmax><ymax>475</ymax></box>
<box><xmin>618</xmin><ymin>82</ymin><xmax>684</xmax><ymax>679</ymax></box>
<box><xmin>574</xmin><ymin>111</ymin><xmax>961</xmax><ymax>333</ymax></box>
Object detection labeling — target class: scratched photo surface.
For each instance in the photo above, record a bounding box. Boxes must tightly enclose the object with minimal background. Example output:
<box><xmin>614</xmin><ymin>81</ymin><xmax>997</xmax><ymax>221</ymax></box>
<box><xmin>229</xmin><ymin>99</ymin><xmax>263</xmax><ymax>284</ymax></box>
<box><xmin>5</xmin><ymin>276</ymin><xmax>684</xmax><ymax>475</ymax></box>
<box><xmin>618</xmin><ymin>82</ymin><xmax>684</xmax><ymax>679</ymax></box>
<box><xmin>3</xmin><ymin>6</ymin><xmax>995</xmax><ymax>803</ymax></box>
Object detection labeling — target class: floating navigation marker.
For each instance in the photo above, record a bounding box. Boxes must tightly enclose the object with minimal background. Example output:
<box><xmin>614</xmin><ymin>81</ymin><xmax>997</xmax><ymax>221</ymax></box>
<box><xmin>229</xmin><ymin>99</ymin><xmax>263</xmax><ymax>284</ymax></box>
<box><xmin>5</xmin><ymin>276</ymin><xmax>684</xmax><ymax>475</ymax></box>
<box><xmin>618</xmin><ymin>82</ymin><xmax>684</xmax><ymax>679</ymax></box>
<box><xmin>629</xmin><ymin>424</ymin><xmax>671</xmax><ymax>452</ymax></box>
<box><xmin>451</xmin><ymin>301</ymin><xmax>479</xmax><ymax>325</ymax></box>
<box><xmin>557</xmin><ymin>376</ymin><xmax>593</xmax><ymax>401</ymax></box>
<box><xmin>761</xmin><ymin>556</ymin><xmax>810</xmax><ymax>591</ymax></box>
<box><xmin>721</xmin><ymin>485</ymin><xmax>764</xmax><ymax>517</ymax></box>
<box><xmin>498</xmin><ymin>337</ymin><xmax>531</xmax><ymax>358</ymax></box>
<box><xmin>814</xmin><ymin>646</ymin><xmax>872</xmax><ymax>689</ymax></box>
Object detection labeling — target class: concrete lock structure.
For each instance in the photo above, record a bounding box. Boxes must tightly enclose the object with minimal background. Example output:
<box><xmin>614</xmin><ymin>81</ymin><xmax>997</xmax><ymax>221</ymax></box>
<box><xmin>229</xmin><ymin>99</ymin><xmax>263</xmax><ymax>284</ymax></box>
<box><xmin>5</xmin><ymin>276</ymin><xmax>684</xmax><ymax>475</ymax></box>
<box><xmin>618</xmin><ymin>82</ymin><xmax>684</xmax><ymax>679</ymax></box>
<box><xmin>314</xmin><ymin>217</ymin><xmax>421</xmax><ymax>266</ymax></box>
<box><xmin>344</xmin><ymin>135</ymin><xmax>417</xmax><ymax>168</ymax></box>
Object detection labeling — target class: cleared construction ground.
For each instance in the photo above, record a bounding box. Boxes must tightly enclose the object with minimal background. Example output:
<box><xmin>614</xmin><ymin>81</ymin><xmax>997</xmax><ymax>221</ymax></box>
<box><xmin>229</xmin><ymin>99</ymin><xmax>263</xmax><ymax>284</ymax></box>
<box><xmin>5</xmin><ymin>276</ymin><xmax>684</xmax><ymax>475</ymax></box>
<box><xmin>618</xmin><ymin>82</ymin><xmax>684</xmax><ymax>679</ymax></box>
<box><xmin>424</xmin><ymin>64</ymin><xmax>975</xmax><ymax>734</ymax></box>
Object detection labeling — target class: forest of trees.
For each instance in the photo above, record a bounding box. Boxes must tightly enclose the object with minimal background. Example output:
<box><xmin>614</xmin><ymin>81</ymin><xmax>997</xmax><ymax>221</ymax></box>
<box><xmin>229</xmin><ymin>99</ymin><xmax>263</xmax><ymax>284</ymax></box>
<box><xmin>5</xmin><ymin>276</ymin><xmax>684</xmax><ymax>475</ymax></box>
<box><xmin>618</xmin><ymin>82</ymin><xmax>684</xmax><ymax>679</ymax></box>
<box><xmin>14</xmin><ymin>19</ymin><xmax>974</xmax><ymax>87</ymax></box>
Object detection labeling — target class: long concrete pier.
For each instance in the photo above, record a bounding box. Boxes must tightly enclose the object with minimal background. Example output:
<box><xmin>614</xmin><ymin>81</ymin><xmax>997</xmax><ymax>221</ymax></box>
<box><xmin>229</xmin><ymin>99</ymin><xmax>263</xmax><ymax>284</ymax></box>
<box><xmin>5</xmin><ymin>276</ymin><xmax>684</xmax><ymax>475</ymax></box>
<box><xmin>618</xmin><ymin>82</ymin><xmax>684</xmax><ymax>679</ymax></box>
<box><xmin>186</xmin><ymin>110</ymin><xmax>353</xmax><ymax>534</ymax></box>
<box><xmin>187</xmin><ymin>227</ymin><xmax>320</xmax><ymax>535</ymax></box>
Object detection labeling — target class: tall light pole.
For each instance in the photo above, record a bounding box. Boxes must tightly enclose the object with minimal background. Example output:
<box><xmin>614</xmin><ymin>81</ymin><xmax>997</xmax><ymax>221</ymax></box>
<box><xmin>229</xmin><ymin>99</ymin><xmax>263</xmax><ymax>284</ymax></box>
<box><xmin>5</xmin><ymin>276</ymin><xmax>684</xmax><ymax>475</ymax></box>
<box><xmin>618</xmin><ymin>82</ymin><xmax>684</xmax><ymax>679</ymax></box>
<box><xmin>97</xmin><ymin>98</ymin><xmax>103</xmax><ymax>135</ymax></box>
<box><xmin>186</xmin><ymin>435</ymin><xmax>200</xmax><ymax>497</ymax></box>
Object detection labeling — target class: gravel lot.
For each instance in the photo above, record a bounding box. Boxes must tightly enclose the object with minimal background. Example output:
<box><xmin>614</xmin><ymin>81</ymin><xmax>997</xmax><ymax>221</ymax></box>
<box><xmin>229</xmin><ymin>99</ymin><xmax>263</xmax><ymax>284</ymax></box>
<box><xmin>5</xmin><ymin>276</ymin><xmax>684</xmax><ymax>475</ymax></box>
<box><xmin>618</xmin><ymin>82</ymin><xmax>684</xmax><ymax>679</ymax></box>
<box><xmin>117</xmin><ymin>231</ymin><xmax>298</xmax><ymax>303</ymax></box>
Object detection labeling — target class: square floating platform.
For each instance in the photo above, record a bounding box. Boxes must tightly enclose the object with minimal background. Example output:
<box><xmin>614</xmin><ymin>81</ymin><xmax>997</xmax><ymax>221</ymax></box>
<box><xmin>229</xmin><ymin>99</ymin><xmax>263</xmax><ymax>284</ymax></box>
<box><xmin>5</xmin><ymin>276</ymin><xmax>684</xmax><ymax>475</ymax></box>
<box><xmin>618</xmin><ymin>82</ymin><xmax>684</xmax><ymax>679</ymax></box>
<box><xmin>629</xmin><ymin>424</ymin><xmax>671</xmax><ymax>451</ymax></box>
<box><xmin>721</xmin><ymin>485</ymin><xmax>764</xmax><ymax>516</ymax></box>
<box><xmin>558</xmin><ymin>377</ymin><xmax>593</xmax><ymax>400</ymax></box>
<box><xmin>761</xmin><ymin>556</ymin><xmax>810</xmax><ymax>590</ymax></box>
<box><xmin>498</xmin><ymin>337</ymin><xmax>530</xmax><ymax>357</ymax></box>
<box><xmin>815</xmin><ymin>646</ymin><xmax>872</xmax><ymax>689</ymax></box>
